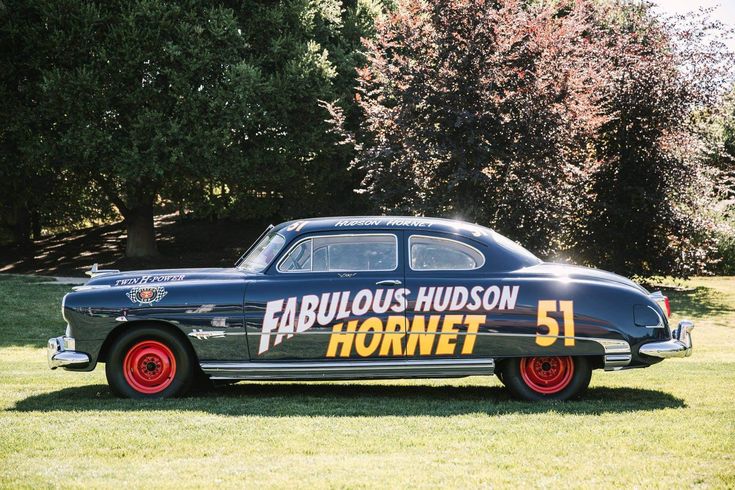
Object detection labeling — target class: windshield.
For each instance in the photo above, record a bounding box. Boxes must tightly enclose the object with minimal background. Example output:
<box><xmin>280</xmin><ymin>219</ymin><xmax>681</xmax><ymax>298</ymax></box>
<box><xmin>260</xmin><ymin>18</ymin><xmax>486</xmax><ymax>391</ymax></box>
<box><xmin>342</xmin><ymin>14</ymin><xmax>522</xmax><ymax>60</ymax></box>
<box><xmin>237</xmin><ymin>231</ymin><xmax>286</xmax><ymax>273</ymax></box>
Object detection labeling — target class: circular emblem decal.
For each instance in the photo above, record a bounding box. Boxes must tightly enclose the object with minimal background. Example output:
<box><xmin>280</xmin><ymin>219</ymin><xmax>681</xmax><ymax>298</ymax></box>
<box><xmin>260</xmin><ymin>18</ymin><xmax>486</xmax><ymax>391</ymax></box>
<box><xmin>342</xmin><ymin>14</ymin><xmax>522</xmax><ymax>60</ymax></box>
<box><xmin>126</xmin><ymin>286</ymin><xmax>168</xmax><ymax>306</ymax></box>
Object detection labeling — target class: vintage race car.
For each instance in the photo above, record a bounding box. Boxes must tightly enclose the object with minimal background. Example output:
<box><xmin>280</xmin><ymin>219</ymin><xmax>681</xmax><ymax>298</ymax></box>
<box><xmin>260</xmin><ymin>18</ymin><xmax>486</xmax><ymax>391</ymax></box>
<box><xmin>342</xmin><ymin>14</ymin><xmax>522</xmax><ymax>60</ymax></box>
<box><xmin>48</xmin><ymin>217</ymin><xmax>694</xmax><ymax>400</ymax></box>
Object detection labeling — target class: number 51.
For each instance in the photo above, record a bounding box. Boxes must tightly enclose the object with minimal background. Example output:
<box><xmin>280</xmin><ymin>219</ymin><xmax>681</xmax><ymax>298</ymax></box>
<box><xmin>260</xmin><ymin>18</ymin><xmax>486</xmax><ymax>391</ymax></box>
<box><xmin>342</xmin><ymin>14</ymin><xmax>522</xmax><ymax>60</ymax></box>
<box><xmin>536</xmin><ymin>300</ymin><xmax>575</xmax><ymax>347</ymax></box>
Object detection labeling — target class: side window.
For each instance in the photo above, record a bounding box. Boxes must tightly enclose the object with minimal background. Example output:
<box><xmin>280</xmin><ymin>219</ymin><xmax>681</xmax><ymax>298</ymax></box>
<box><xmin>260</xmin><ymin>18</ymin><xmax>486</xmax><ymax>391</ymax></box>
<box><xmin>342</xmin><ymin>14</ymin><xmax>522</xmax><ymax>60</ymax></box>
<box><xmin>409</xmin><ymin>235</ymin><xmax>485</xmax><ymax>271</ymax></box>
<box><xmin>278</xmin><ymin>234</ymin><xmax>397</xmax><ymax>272</ymax></box>
<box><xmin>278</xmin><ymin>239</ymin><xmax>312</xmax><ymax>272</ymax></box>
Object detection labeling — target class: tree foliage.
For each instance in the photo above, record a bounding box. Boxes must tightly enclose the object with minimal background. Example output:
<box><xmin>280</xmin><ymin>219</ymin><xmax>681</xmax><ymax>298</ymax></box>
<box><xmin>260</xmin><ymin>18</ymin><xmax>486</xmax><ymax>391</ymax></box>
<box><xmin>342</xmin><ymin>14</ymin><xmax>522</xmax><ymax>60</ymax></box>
<box><xmin>215</xmin><ymin>0</ymin><xmax>381</xmax><ymax>221</ymax></box>
<box><xmin>353</xmin><ymin>0</ymin><xmax>605</xmax><ymax>257</ymax></box>
<box><xmin>3</xmin><ymin>0</ymin><xmax>733</xmax><ymax>276</ymax></box>
<box><xmin>350</xmin><ymin>0</ymin><xmax>733</xmax><ymax>276</ymax></box>
<box><xmin>2</xmin><ymin>0</ymin><xmax>380</xmax><ymax>255</ymax></box>
<box><xmin>578</xmin><ymin>3</ymin><xmax>731</xmax><ymax>277</ymax></box>
<box><xmin>0</xmin><ymin>1</ymin><xmax>113</xmax><ymax>245</ymax></box>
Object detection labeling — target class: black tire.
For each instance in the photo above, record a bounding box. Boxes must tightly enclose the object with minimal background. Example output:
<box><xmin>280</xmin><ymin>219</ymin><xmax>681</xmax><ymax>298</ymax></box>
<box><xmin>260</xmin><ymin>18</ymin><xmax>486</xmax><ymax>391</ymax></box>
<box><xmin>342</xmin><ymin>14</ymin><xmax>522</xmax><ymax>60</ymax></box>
<box><xmin>105</xmin><ymin>326</ymin><xmax>195</xmax><ymax>399</ymax></box>
<box><xmin>190</xmin><ymin>368</ymin><xmax>215</xmax><ymax>393</ymax></box>
<box><xmin>496</xmin><ymin>367</ymin><xmax>507</xmax><ymax>386</ymax></box>
<box><xmin>500</xmin><ymin>356</ymin><xmax>592</xmax><ymax>401</ymax></box>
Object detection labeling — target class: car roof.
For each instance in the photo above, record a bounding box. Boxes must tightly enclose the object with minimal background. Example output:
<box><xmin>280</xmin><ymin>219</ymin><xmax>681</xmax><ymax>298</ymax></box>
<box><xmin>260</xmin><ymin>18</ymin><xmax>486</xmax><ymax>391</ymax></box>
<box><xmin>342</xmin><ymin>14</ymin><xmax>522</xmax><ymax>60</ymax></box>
<box><xmin>273</xmin><ymin>216</ymin><xmax>496</xmax><ymax>243</ymax></box>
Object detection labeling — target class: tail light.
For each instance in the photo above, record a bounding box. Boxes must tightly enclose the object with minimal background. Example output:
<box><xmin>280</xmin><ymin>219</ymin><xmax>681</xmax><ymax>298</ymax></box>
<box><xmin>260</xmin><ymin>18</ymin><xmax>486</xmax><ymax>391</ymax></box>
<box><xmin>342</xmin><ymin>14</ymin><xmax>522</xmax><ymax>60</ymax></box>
<box><xmin>650</xmin><ymin>291</ymin><xmax>670</xmax><ymax>318</ymax></box>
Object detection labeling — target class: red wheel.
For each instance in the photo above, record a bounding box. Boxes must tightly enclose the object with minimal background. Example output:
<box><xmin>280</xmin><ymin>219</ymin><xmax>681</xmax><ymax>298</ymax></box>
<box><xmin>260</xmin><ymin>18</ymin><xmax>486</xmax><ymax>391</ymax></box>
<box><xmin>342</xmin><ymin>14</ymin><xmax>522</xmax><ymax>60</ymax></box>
<box><xmin>500</xmin><ymin>356</ymin><xmax>591</xmax><ymax>401</ymax></box>
<box><xmin>519</xmin><ymin>356</ymin><xmax>574</xmax><ymax>394</ymax></box>
<box><xmin>106</xmin><ymin>327</ymin><xmax>195</xmax><ymax>399</ymax></box>
<box><xmin>123</xmin><ymin>340</ymin><xmax>177</xmax><ymax>394</ymax></box>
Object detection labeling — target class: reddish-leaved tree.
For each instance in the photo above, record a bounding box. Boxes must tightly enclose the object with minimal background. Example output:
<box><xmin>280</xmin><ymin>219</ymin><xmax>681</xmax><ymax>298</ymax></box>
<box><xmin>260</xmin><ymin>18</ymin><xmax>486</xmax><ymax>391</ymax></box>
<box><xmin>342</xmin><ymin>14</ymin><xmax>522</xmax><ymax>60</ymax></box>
<box><xmin>348</xmin><ymin>0</ymin><xmax>733</xmax><ymax>275</ymax></box>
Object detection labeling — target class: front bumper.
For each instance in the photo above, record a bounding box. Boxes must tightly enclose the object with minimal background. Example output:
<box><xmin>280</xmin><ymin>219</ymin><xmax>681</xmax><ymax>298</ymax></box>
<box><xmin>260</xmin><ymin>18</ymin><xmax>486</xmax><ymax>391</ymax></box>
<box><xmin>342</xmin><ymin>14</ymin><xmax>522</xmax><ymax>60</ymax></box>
<box><xmin>47</xmin><ymin>336</ymin><xmax>90</xmax><ymax>369</ymax></box>
<box><xmin>639</xmin><ymin>320</ymin><xmax>694</xmax><ymax>359</ymax></box>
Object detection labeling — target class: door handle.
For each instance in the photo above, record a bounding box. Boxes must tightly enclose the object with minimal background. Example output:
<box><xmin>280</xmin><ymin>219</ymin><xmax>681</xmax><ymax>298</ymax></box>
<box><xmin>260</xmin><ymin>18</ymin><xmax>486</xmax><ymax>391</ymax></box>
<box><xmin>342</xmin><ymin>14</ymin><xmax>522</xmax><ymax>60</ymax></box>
<box><xmin>376</xmin><ymin>279</ymin><xmax>402</xmax><ymax>286</ymax></box>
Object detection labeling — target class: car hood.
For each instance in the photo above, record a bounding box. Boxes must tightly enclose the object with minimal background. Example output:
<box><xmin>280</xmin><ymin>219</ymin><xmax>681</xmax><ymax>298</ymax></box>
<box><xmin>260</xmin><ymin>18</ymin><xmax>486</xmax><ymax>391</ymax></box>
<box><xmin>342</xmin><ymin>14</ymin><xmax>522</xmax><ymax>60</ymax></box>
<box><xmin>84</xmin><ymin>267</ymin><xmax>248</xmax><ymax>287</ymax></box>
<box><xmin>517</xmin><ymin>263</ymin><xmax>648</xmax><ymax>294</ymax></box>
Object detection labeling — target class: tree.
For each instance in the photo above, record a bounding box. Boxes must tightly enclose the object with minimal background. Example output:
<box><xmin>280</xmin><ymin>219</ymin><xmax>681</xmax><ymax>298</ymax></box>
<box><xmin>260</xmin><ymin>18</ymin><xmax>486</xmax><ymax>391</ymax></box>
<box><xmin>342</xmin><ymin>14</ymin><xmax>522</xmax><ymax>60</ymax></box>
<box><xmin>349</xmin><ymin>0</ymin><xmax>604</xmax><ymax>257</ymax></box>
<box><xmin>39</xmin><ymin>0</ymin><xmax>267</xmax><ymax>256</ymax></box>
<box><xmin>578</xmin><ymin>2</ymin><xmax>732</xmax><ymax>276</ymax></box>
<box><xmin>348</xmin><ymin>0</ymin><xmax>731</xmax><ymax>276</ymax></box>
<box><xmin>35</xmin><ymin>0</ymin><xmax>382</xmax><ymax>256</ymax></box>
<box><xmin>214</xmin><ymin>0</ymin><xmax>382</xmax><ymax>222</ymax></box>
<box><xmin>0</xmin><ymin>1</ymin><xmax>112</xmax><ymax>246</ymax></box>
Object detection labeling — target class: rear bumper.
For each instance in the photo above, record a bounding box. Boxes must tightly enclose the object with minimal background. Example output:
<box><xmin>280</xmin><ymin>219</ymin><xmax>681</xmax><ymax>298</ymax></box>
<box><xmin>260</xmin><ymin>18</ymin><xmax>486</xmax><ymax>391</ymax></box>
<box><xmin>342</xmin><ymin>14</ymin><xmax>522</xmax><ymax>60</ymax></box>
<box><xmin>47</xmin><ymin>336</ymin><xmax>90</xmax><ymax>369</ymax></box>
<box><xmin>639</xmin><ymin>320</ymin><xmax>694</xmax><ymax>359</ymax></box>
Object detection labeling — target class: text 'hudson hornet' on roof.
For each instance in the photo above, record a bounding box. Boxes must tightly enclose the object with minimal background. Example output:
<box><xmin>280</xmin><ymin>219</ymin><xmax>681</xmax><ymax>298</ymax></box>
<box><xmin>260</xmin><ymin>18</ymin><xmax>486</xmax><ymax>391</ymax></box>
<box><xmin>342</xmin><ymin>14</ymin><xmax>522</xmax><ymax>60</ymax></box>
<box><xmin>48</xmin><ymin>216</ymin><xmax>694</xmax><ymax>401</ymax></box>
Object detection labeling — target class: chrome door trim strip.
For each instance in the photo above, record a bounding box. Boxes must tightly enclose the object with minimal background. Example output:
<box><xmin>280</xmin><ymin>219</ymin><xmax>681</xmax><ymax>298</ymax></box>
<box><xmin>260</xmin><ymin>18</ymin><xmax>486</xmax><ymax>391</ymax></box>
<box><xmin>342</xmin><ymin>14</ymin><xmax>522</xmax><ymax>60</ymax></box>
<box><xmin>245</xmin><ymin>330</ymin><xmax>631</xmax><ymax>350</ymax></box>
<box><xmin>201</xmin><ymin>358</ymin><xmax>495</xmax><ymax>380</ymax></box>
<box><xmin>235</xmin><ymin>331</ymin><xmax>632</xmax><ymax>371</ymax></box>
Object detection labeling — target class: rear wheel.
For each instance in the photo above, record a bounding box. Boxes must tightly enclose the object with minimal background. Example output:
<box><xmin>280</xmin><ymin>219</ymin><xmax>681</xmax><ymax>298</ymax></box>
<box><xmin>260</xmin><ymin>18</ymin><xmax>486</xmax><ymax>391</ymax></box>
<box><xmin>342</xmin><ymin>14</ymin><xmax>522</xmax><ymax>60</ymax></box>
<box><xmin>501</xmin><ymin>356</ymin><xmax>591</xmax><ymax>401</ymax></box>
<box><xmin>105</xmin><ymin>326</ymin><xmax>195</xmax><ymax>399</ymax></box>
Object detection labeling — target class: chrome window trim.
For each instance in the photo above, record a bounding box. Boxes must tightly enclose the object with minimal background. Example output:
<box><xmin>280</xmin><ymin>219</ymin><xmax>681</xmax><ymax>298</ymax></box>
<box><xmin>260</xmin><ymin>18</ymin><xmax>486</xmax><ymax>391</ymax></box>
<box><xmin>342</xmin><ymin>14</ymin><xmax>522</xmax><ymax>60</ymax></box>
<box><xmin>408</xmin><ymin>234</ymin><xmax>486</xmax><ymax>271</ymax></box>
<box><xmin>643</xmin><ymin>305</ymin><xmax>665</xmax><ymax>329</ymax></box>
<box><xmin>276</xmin><ymin>233</ymin><xmax>399</xmax><ymax>274</ymax></box>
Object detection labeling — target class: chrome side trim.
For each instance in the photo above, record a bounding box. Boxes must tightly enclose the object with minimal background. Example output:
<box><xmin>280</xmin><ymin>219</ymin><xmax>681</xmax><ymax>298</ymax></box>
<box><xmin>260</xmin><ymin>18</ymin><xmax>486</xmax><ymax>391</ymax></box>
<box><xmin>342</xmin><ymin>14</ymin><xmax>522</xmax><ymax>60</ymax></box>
<box><xmin>591</xmin><ymin>337</ymin><xmax>632</xmax><ymax>370</ymax></box>
<box><xmin>189</xmin><ymin>329</ymin><xmax>226</xmax><ymax>340</ymax></box>
<box><xmin>244</xmin><ymin>330</ymin><xmax>632</xmax><ymax>370</ymax></box>
<box><xmin>72</xmin><ymin>284</ymin><xmax>111</xmax><ymax>291</ymax></box>
<box><xmin>473</xmin><ymin>333</ymin><xmax>632</xmax><ymax>370</ymax></box>
<box><xmin>201</xmin><ymin>358</ymin><xmax>495</xmax><ymax>380</ymax></box>
<box><xmin>639</xmin><ymin>320</ymin><xmax>694</xmax><ymax>359</ymax></box>
<box><xmin>47</xmin><ymin>336</ymin><xmax>90</xmax><ymax>369</ymax></box>
<box><xmin>603</xmin><ymin>354</ymin><xmax>633</xmax><ymax>370</ymax></box>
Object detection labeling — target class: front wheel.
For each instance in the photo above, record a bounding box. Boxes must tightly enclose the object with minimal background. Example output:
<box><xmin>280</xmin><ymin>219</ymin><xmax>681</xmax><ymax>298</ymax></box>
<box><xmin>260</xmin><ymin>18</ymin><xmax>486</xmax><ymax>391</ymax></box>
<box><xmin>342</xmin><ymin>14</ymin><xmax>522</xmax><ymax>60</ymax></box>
<box><xmin>500</xmin><ymin>356</ymin><xmax>592</xmax><ymax>401</ymax></box>
<box><xmin>105</xmin><ymin>327</ymin><xmax>195</xmax><ymax>399</ymax></box>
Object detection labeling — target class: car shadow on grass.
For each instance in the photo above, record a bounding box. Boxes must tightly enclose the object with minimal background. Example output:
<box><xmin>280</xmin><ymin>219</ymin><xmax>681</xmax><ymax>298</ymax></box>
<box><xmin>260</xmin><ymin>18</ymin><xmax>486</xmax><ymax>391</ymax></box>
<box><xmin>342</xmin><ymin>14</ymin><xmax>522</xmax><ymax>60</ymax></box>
<box><xmin>9</xmin><ymin>383</ymin><xmax>685</xmax><ymax>416</ymax></box>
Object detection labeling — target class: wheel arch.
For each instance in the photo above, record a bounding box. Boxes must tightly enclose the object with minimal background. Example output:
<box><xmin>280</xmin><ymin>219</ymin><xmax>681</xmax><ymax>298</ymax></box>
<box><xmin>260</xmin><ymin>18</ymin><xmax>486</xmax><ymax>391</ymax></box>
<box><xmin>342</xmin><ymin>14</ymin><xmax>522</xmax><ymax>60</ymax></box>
<box><xmin>496</xmin><ymin>354</ymin><xmax>605</xmax><ymax>375</ymax></box>
<box><xmin>97</xmin><ymin>320</ymin><xmax>198</xmax><ymax>365</ymax></box>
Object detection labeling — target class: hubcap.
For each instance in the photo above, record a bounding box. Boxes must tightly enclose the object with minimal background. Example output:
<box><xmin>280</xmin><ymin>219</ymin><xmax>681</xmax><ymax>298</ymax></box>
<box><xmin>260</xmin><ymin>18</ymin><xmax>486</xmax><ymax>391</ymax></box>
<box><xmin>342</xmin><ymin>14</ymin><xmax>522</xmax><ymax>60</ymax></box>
<box><xmin>519</xmin><ymin>356</ymin><xmax>574</xmax><ymax>394</ymax></box>
<box><xmin>123</xmin><ymin>340</ymin><xmax>176</xmax><ymax>394</ymax></box>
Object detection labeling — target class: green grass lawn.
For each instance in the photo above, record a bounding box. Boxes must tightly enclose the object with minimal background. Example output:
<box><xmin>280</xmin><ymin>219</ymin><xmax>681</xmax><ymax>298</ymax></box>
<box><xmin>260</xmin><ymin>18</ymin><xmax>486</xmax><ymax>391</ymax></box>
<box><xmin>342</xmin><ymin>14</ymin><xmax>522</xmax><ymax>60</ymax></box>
<box><xmin>0</xmin><ymin>275</ymin><xmax>733</xmax><ymax>488</ymax></box>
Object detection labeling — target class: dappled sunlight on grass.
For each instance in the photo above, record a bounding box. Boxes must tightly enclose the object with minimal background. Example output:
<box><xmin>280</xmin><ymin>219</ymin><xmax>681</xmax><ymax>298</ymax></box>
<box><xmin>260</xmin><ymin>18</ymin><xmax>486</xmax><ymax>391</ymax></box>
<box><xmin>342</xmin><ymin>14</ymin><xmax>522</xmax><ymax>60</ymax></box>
<box><xmin>665</xmin><ymin>277</ymin><xmax>735</xmax><ymax>329</ymax></box>
<box><xmin>0</xmin><ymin>213</ymin><xmax>270</xmax><ymax>276</ymax></box>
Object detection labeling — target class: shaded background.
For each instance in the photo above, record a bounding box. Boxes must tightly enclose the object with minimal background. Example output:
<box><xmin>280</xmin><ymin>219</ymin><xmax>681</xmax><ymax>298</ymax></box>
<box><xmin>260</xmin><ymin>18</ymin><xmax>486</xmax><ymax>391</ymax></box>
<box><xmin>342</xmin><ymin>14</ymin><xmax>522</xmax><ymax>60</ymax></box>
<box><xmin>1</xmin><ymin>0</ymin><xmax>734</xmax><ymax>278</ymax></box>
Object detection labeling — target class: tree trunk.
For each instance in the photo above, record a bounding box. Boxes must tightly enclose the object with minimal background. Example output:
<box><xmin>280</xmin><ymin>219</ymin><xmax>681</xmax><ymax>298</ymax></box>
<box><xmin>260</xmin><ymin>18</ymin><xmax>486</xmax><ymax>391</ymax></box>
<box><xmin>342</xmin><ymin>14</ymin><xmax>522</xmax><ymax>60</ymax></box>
<box><xmin>12</xmin><ymin>205</ymin><xmax>31</xmax><ymax>249</ymax></box>
<box><xmin>31</xmin><ymin>211</ymin><xmax>42</xmax><ymax>240</ymax></box>
<box><xmin>124</xmin><ymin>203</ymin><xmax>158</xmax><ymax>257</ymax></box>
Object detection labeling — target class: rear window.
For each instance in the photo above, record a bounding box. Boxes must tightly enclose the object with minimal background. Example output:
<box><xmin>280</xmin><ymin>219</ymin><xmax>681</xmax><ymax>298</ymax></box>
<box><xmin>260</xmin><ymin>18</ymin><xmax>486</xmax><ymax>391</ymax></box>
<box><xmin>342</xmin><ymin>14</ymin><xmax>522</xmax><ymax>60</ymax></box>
<box><xmin>279</xmin><ymin>234</ymin><xmax>398</xmax><ymax>272</ymax></box>
<box><xmin>409</xmin><ymin>235</ymin><xmax>485</xmax><ymax>271</ymax></box>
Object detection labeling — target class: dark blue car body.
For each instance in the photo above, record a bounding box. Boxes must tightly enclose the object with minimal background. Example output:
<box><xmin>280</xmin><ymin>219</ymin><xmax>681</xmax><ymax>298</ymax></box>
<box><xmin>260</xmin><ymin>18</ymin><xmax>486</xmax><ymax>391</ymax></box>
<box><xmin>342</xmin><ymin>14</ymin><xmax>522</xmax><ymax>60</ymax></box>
<box><xmin>48</xmin><ymin>217</ymin><xmax>694</xmax><ymax>400</ymax></box>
